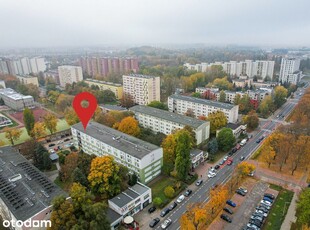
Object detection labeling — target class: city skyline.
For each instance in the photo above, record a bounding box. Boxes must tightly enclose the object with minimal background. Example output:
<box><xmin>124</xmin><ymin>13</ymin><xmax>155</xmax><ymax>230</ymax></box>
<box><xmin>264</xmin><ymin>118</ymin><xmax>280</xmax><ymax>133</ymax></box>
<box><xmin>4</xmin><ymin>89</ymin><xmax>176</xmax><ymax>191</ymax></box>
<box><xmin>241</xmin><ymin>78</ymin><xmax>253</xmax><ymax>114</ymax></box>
<box><xmin>0</xmin><ymin>0</ymin><xmax>309</xmax><ymax>48</ymax></box>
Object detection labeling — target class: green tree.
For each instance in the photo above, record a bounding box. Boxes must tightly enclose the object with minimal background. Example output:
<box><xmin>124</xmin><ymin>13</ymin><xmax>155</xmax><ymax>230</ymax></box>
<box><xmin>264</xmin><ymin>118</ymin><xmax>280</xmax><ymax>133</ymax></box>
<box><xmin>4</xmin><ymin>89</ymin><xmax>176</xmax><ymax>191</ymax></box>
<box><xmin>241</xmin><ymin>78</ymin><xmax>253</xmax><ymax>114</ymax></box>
<box><xmin>43</xmin><ymin>152</ymin><xmax>52</xmax><ymax>170</ymax></box>
<box><xmin>33</xmin><ymin>142</ymin><xmax>51</xmax><ymax>170</ymax></box>
<box><xmin>72</xmin><ymin>168</ymin><xmax>89</xmax><ymax>187</ymax></box>
<box><xmin>147</xmin><ymin>101</ymin><xmax>168</xmax><ymax>110</ymax></box>
<box><xmin>243</xmin><ymin>110</ymin><xmax>259</xmax><ymax>130</ymax></box>
<box><xmin>23</xmin><ymin>108</ymin><xmax>35</xmax><ymax>136</ymax></box>
<box><xmin>273</xmin><ymin>85</ymin><xmax>288</xmax><ymax>108</ymax></box>
<box><xmin>175</xmin><ymin>130</ymin><xmax>193</xmax><ymax>181</ymax></box>
<box><xmin>99</xmin><ymin>90</ymin><xmax>116</xmax><ymax>103</ymax></box>
<box><xmin>259</xmin><ymin>95</ymin><xmax>275</xmax><ymax>118</ymax></box>
<box><xmin>128</xmin><ymin>173</ymin><xmax>138</xmax><ymax>186</ymax></box>
<box><xmin>239</xmin><ymin>94</ymin><xmax>253</xmax><ymax>114</ymax></box>
<box><xmin>192</xmin><ymin>92</ymin><xmax>201</xmax><ymax>98</ymax></box>
<box><xmin>219</xmin><ymin>90</ymin><xmax>226</xmax><ymax>102</ymax></box>
<box><xmin>296</xmin><ymin>188</ymin><xmax>310</xmax><ymax>227</ymax></box>
<box><xmin>208</xmin><ymin>138</ymin><xmax>218</xmax><ymax>155</ymax></box>
<box><xmin>164</xmin><ymin>186</ymin><xmax>175</xmax><ymax>198</ymax></box>
<box><xmin>217</xmin><ymin>128</ymin><xmax>235</xmax><ymax>151</ymax></box>
<box><xmin>43</xmin><ymin>113</ymin><xmax>58</xmax><ymax>134</ymax></box>
<box><xmin>64</xmin><ymin>107</ymin><xmax>80</xmax><ymax>126</ymax></box>
<box><xmin>234</xmin><ymin>94</ymin><xmax>241</xmax><ymax>105</ymax></box>
<box><xmin>153</xmin><ymin>197</ymin><xmax>163</xmax><ymax>208</ymax></box>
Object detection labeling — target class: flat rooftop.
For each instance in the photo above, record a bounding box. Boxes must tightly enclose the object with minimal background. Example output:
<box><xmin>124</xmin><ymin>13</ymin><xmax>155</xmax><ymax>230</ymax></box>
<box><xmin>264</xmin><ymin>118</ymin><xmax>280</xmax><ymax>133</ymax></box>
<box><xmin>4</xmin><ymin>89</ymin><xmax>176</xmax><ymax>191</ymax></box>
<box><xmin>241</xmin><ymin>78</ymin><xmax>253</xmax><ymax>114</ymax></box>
<box><xmin>123</xmin><ymin>74</ymin><xmax>159</xmax><ymax>79</ymax></box>
<box><xmin>100</xmin><ymin>104</ymin><xmax>127</xmax><ymax>111</ymax></box>
<box><xmin>109</xmin><ymin>183</ymin><xmax>150</xmax><ymax>208</ymax></box>
<box><xmin>85</xmin><ymin>78</ymin><xmax>122</xmax><ymax>87</ymax></box>
<box><xmin>72</xmin><ymin>122</ymin><xmax>160</xmax><ymax>159</ymax></box>
<box><xmin>0</xmin><ymin>146</ymin><xmax>67</xmax><ymax>221</ymax></box>
<box><xmin>0</xmin><ymin>88</ymin><xmax>33</xmax><ymax>101</ymax></box>
<box><xmin>130</xmin><ymin>105</ymin><xmax>208</xmax><ymax>129</ymax></box>
<box><xmin>169</xmin><ymin>94</ymin><xmax>236</xmax><ymax>110</ymax></box>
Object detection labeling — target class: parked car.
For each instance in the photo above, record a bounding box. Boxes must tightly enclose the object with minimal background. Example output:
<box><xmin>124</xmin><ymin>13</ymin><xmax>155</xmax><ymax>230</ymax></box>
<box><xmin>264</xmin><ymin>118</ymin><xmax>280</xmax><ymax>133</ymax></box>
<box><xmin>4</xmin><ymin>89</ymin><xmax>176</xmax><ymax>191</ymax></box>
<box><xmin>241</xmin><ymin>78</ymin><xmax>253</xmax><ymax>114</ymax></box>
<box><xmin>248</xmin><ymin>170</ymin><xmax>255</xmax><ymax>176</ymax></box>
<box><xmin>149</xmin><ymin>218</ymin><xmax>160</xmax><ymax>228</ymax></box>
<box><xmin>54</xmin><ymin>147</ymin><xmax>59</xmax><ymax>151</ymax></box>
<box><xmin>223</xmin><ymin>207</ymin><xmax>233</xmax><ymax>214</ymax></box>
<box><xmin>255</xmin><ymin>210</ymin><xmax>268</xmax><ymax>217</ymax></box>
<box><xmin>228</xmin><ymin>151</ymin><xmax>233</xmax><ymax>156</ymax></box>
<box><xmin>235</xmin><ymin>144</ymin><xmax>241</xmax><ymax>150</ymax></box>
<box><xmin>249</xmin><ymin>219</ymin><xmax>262</xmax><ymax>228</ymax></box>
<box><xmin>251</xmin><ymin>215</ymin><xmax>264</xmax><ymax>221</ymax></box>
<box><xmin>161</xmin><ymin>218</ymin><xmax>172</xmax><ymax>229</ymax></box>
<box><xmin>239</xmin><ymin>187</ymin><xmax>248</xmax><ymax>193</ymax></box>
<box><xmin>227</xmin><ymin>159</ymin><xmax>233</xmax><ymax>166</ymax></box>
<box><xmin>246</xmin><ymin>224</ymin><xmax>260</xmax><ymax>230</ymax></box>
<box><xmin>48</xmin><ymin>143</ymin><xmax>55</xmax><ymax>147</ymax></box>
<box><xmin>236</xmin><ymin>189</ymin><xmax>246</xmax><ymax>196</ymax></box>
<box><xmin>57</xmin><ymin>140</ymin><xmax>64</xmax><ymax>144</ymax></box>
<box><xmin>226</xmin><ymin>200</ymin><xmax>236</xmax><ymax>207</ymax></box>
<box><xmin>177</xmin><ymin>195</ymin><xmax>185</xmax><ymax>203</ymax></box>
<box><xmin>49</xmin><ymin>149</ymin><xmax>55</xmax><ymax>154</ymax></box>
<box><xmin>184</xmin><ymin>189</ymin><xmax>192</xmax><ymax>197</ymax></box>
<box><xmin>223</xmin><ymin>156</ymin><xmax>228</xmax><ymax>161</ymax></box>
<box><xmin>160</xmin><ymin>208</ymin><xmax>170</xmax><ymax>217</ymax></box>
<box><xmin>260</xmin><ymin>200</ymin><xmax>272</xmax><ymax>206</ymax></box>
<box><xmin>214</xmin><ymin>165</ymin><xmax>220</xmax><ymax>170</ymax></box>
<box><xmin>64</xmin><ymin>138</ymin><xmax>70</xmax><ymax>142</ymax></box>
<box><xmin>264</xmin><ymin>193</ymin><xmax>275</xmax><ymax>200</ymax></box>
<box><xmin>211</xmin><ymin>183</ymin><xmax>218</xmax><ymax>190</ymax></box>
<box><xmin>232</xmin><ymin>147</ymin><xmax>237</xmax><ymax>153</ymax></box>
<box><xmin>240</xmin><ymin>156</ymin><xmax>245</xmax><ymax>161</ymax></box>
<box><xmin>258</xmin><ymin>203</ymin><xmax>271</xmax><ymax>210</ymax></box>
<box><xmin>168</xmin><ymin>202</ymin><xmax>177</xmax><ymax>211</ymax></box>
<box><xmin>220</xmin><ymin>214</ymin><xmax>232</xmax><ymax>223</ymax></box>
<box><xmin>196</xmin><ymin>179</ymin><xmax>203</xmax><ymax>186</ymax></box>
<box><xmin>256</xmin><ymin>206</ymin><xmax>269</xmax><ymax>214</ymax></box>
<box><xmin>263</xmin><ymin>196</ymin><xmax>273</xmax><ymax>203</ymax></box>
<box><xmin>148</xmin><ymin>206</ymin><xmax>156</xmax><ymax>213</ymax></box>
<box><xmin>240</xmin><ymin>139</ymin><xmax>247</xmax><ymax>146</ymax></box>
<box><xmin>219</xmin><ymin>160</ymin><xmax>225</xmax><ymax>165</ymax></box>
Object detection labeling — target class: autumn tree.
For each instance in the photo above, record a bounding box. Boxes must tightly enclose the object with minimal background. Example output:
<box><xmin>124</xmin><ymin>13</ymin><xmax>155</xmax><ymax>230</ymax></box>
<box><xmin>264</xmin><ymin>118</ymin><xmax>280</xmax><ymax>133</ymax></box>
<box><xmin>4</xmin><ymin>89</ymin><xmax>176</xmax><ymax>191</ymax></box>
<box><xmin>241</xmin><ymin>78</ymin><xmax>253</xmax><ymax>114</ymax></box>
<box><xmin>202</xmin><ymin>110</ymin><xmax>227</xmax><ymax>135</ymax></box>
<box><xmin>162</xmin><ymin>134</ymin><xmax>177</xmax><ymax>175</ymax></box>
<box><xmin>175</xmin><ymin>129</ymin><xmax>193</xmax><ymax>180</ymax></box>
<box><xmin>273</xmin><ymin>85</ymin><xmax>288</xmax><ymax>108</ymax></box>
<box><xmin>88</xmin><ymin>156</ymin><xmax>121</xmax><ymax>198</ymax></box>
<box><xmin>219</xmin><ymin>90</ymin><xmax>226</xmax><ymax>102</ymax></box>
<box><xmin>208</xmin><ymin>77</ymin><xmax>233</xmax><ymax>90</ymax></box>
<box><xmin>70</xmin><ymin>183</ymin><xmax>93</xmax><ymax>212</ymax></box>
<box><xmin>148</xmin><ymin>101</ymin><xmax>168</xmax><ymax>110</ymax></box>
<box><xmin>289</xmin><ymin>135</ymin><xmax>310</xmax><ymax>175</ymax></box>
<box><xmin>239</xmin><ymin>94</ymin><xmax>253</xmax><ymax>114</ymax></box>
<box><xmin>23</xmin><ymin>108</ymin><xmax>35</xmax><ymax>136</ymax></box>
<box><xmin>237</xmin><ymin>162</ymin><xmax>256</xmax><ymax>177</ymax></box>
<box><xmin>259</xmin><ymin>95</ymin><xmax>275</xmax><ymax>118</ymax></box>
<box><xmin>117</xmin><ymin>116</ymin><xmax>140</xmax><ymax>137</ymax></box>
<box><xmin>100</xmin><ymin>112</ymin><xmax>117</xmax><ymax>127</ymax></box>
<box><xmin>180</xmin><ymin>203</ymin><xmax>206</xmax><ymax>230</ymax></box>
<box><xmin>43</xmin><ymin>112</ymin><xmax>58</xmax><ymax>134</ymax></box>
<box><xmin>4</xmin><ymin>127</ymin><xmax>22</xmax><ymax>145</ymax></box>
<box><xmin>217</xmin><ymin>128</ymin><xmax>235</xmax><ymax>151</ymax></box>
<box><xmin>60</xmin><ymin>152</ymin><xmax>79</xmax><ymax>181</ymax></box>
<box><xmin>64</xmin><ymin>107</ymin><xmax>80</xmax><ymax>126</ymax></box>
<box><xmin>234</xmin><ymin>93</ymin><xmax>241</xmax><ymax>105</ymax></box>
<box><xmin>164</xmin><ymin>186</ymin><xmax>175</xmax><ymax>198</ymax></box>
<box><xmin>47</xmin><ymin>90</ymin><xmax>60</xmax><ymax>104</ymax></box>
<box><xmin>100</xmin><ymin>89</ymin><xmax>116</xmax><ymax>103</ymax></box>
<box><xmin>243</xmin><ymin>110</ymin><xmax>259</xmax><ymax>130</ymax></box>
<box><xmin>260</xmin><ymin>144</ymin><xmax>276</xmax><ymax>168</ymax></box>
<box><xmin>120</xmin><ymin>92</ymin><xmax>135</xmax><ymax>108</ymax></box>
<box><xmin>32</xmin><ymin>122</ymin><xmax>46</xmax><ymax>139</ymax></box>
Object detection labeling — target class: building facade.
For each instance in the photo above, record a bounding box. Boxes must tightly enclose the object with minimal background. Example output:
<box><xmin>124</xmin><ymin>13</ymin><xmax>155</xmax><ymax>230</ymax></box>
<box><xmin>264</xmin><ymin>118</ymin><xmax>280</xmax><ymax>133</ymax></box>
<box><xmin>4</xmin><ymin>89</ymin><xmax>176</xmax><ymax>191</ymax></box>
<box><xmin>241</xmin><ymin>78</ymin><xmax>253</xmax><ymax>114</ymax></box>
<box><xmin>58</xmin><ymin>66</ymin><xmax>83</xmax><ymax>87</ymax></box>
<box><xmin>0</xmin><ymin>88</ymin><xmax>35</xmax><ymax>111</ymax></box>
<box><xmin>0</xmin><ymin>146</ymin><xmax>67</xmax><ymax>230</ymax></box>
<box><xmin>0</xmin><ymin>57</ymin><xmax>46</xmax><ymax>75</ymax></box>
<box><xmin>0</xmin><ymin>80</ymin><xmax>5</xmax><ymax>88</ymax></box>
<box><xmin>71</xmin><ymin>122</ymin><xmax>163</xmax><ymax>184</ymax></box>
<box><xmin>17</xmin><ymin>75</ymin><xmax>39</xmax><ymax>87</ymax></box>
<box><xmin>130</xmin><ymin>105</ymin><xmax>210</xmax><ymax>145</ymax></box>
<box><xmin>84</xmin><ymin>79</ymin><xmax>123</xmax><ymax>99</ymax></box>
<box><xmin>184</xmin><ymin>60</ymin><xmax>274</xmax><ymax>79</ymax></box>
<box><xmin>123</xmin><ymin>74</ymin><xmax>160</xmax><ymax>105</ymax></box>
<box><xmin>279</xmin><ymin>58</ymin><xmax>301</xmax><ymax>84</ymax></box>
<box><xmin>168</xmin><ymin>94</ymin><xmax>239</xmax><ymax>123</ymax></box>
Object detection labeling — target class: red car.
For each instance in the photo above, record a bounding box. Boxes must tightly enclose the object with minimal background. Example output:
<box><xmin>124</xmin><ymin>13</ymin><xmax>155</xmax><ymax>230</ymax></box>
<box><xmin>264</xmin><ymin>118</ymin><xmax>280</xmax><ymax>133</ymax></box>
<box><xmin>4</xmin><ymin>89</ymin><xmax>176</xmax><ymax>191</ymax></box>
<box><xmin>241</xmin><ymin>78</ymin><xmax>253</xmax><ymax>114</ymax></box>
<box><xmin>227</xmin><ymin>159</ymin><xmax>233</xmax><ymax>165</ymax></box>
<box><xmin>235</xmin><ymin>144</ymin><xmax>241</xmax><ymax>150</ymax></box>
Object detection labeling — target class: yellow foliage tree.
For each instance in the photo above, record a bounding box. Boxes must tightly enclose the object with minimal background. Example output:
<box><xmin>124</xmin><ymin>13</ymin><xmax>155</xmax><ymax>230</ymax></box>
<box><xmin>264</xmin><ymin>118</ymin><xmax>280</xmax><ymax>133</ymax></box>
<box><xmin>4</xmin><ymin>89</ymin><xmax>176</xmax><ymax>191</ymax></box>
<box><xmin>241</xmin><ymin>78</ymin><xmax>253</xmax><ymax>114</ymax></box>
<box><xmin>31</xmin><ymin>122</ymin><xmax>47</xmax><ymax>139</ymax></box>
<box><xmin>203</xmin><ymin>111</ymin><xmax>227</xmax><ymax>134</ymax></box>
<box><xmin>4</xmin><ymin>127</ymin><xmax>23</xmax><ymax>145</ymax></box>
<box><xmin>117</xmin><ymin>116</ymin><xmax>140</xmax><ymax>137</ymax></box>
<box><xmin>237</xmin><ymin>162</ymin><xmax>256</xmax><ymax>177</ymax></box>
<box><xmin>64</xmin><ymin>107</ymin><xmax>80</xmax><ymax>126</ymax></box>
<box><xmin>43</xmin><ymin>112</ymin><xmax>58</xmax><ymax>134</ymax></box>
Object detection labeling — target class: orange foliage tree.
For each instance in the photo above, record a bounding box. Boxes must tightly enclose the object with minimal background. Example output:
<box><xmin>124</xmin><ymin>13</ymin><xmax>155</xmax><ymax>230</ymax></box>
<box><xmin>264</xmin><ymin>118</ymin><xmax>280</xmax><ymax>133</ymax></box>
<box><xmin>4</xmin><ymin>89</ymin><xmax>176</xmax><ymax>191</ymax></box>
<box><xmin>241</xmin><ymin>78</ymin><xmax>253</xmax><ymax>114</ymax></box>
<box><xmin>117</xmin><ymin>116</ymin><xmax>140</xmax><ymax>137</ymax></box>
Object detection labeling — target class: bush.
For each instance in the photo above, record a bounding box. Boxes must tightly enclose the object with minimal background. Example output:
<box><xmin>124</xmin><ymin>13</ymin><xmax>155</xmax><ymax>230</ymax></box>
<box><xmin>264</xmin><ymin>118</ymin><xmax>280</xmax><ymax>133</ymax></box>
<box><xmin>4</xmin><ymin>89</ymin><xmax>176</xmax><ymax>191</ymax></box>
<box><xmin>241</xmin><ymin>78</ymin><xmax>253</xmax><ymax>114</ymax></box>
<box><xmin>185</xmin><ymin>173</ymin><xmax>198</xmax><ymax>185</ymax></box>
<box><xmin>153</xmin><ymin>197</ymin><xmax>163</xmax><ymax>208</ymax></box>
<box><xmin>164</xmin><ymin>186</ymin><xmax>175</xmax><ymax>198</ymax></box>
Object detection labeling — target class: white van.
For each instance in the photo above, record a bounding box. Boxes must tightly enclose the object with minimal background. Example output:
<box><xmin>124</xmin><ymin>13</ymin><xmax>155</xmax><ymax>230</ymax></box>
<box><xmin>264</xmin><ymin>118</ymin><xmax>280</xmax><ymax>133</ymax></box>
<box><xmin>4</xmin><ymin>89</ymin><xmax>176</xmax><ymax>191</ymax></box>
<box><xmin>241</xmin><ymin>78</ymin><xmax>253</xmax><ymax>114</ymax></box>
<box><xmin>240</xmin><ymin>139</ymin><xmax>247</xmax><ymax>146</ymax></box>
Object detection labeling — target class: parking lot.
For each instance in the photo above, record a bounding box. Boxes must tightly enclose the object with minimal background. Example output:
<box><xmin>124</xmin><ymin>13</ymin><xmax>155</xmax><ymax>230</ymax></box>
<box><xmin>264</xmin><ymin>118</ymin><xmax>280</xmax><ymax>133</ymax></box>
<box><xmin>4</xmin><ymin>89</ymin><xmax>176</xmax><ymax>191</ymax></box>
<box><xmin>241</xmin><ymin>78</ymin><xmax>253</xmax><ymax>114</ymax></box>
<box><xmin>43</xmin><ymin>134</ymin><xmax>73</xmax><ymax>154</ymax></box>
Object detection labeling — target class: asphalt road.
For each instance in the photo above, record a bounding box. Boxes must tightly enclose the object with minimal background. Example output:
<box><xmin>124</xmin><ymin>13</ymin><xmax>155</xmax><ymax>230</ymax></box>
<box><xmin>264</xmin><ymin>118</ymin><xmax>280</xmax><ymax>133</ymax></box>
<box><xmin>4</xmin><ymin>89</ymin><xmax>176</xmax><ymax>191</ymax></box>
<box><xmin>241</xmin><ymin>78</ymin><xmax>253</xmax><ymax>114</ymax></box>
<box><xmin>154</xmin><ymin>85</ymin><xmax>307</xmax><ymax>230</ymax></box>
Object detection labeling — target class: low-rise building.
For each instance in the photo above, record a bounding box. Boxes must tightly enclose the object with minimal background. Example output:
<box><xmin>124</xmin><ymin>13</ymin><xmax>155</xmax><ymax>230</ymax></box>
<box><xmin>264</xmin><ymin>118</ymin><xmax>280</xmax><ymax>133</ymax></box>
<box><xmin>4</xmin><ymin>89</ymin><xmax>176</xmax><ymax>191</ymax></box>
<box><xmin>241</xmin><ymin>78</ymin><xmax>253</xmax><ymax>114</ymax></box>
<box><xmin>0</xmin><ymin>146</ymin><xmax>67</xmax><ymax>230</ymax></box>
<box><xmin>130</xmin><ymin>105</ymin><xmax>210</xmax><ymax>145</ymax></box>
<box><xmin>216</xmin><ymin>123</ymin><xmax>246</xmax><ymax>138</ymax></box>
<box><xmin>16</xmin><ymin>75</ymin><xmax>39</xmax><ymax>87</ymax></box>
<box><xmin>71</xmin><ymin>122</ymin><xmax>163</xmax><ymax>184</ymax></box>
<box><xmin>0</xmin><ymin>88</ymin><xmax>35</xmax><ymax>111</ymax></box>
<box><xmin>100</xmin><ymin>104</ymin><xmax>128</xmax><ymax>113</ymax></box>
<box><xmin>232</xmin><ymin>79</ymin><xmax>252</xmax><ymax>88</ymax></box>
<box><xmin>168</xmin><ymin>94</ymin><xmax>239</xmax><ymax>123</ymax></box>
<box><xmin>0</xmin><ymin>113</ymin><xmax>12</xmax><ymax>128</ymax></box>
<box><xmin>108</xmin><ymin>183</ymin><xmax>151</xmax><ymax>221</ymax></box>
<box><xmin>85</xmin><ymin>79</ymin><xmax>123</xmax><ymax>99</ymax></box>
<box><xmin>190</xmin><ymin>149</ymin><xmax>206</xmax><ymax>169</ymax></box>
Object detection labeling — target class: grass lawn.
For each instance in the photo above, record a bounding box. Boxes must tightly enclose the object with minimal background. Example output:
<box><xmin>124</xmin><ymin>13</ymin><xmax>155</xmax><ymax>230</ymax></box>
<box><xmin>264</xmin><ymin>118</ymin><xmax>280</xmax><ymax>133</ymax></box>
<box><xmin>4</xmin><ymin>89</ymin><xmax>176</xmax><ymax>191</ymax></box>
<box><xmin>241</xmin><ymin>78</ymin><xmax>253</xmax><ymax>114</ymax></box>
<box><xmin>150</xmin><ymin>176</ymin><xmax>178</xmax><ymax>206</ymax></box>
<box><xmin>54</xmin><ymin>176</ymin><xmax>72</xmax><ymax>192</ymax></box>
<box><xmin>211</xmin><ymin>150</ymin><xmax>227</xmax><ymax>163</ymax></box>
<box><xmin>0</xmin><ymin>119</ymin><xmax>70</xmax><ymax>145</ymax></box>
<box><xmin>263</xmin><ymin>185</ymin><xmax>294</xmax><ymax>230</ymax></box>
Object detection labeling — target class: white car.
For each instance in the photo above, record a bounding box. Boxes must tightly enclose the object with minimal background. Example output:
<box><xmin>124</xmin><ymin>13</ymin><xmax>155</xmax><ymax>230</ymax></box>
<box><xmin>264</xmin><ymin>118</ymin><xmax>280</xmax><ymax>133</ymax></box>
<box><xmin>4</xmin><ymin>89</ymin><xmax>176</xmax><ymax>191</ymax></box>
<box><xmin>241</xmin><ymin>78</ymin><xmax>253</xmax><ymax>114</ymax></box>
<box><xmin>161</xmin><ymin>218</ymin><xmax>172</xmax><ymax>229</ymax></box>
<box><xmin>177</xmin><ymin>195</ymin><xmax>185</xmax><ymax>203</ymax></box>
<box><xmin>49</xmin><ymin>149</ymin><xmax>56</xmax><ymax>154</ymax></box>
<box><xmin>208</xmin><ymin>172</ymin><xmax>216</xmax><ymax>178</ymax></box>
<box><xmin>239</xmin><ymin>187</ymin><xmax>248</xmax><ymax>193</ymax></box>
<box><xmin>57</xmin><ymin>140</ymin><xmax>64</xmax><ymax>144</ymax></box>
<box><xmin>255</xmin><ymin>210</ymin><xmax>268</xmax><ymax>217</ymax></box>
<box><xmin>223</xmin><ymin>156</ymin><xmax>228</xmax><ymax>161</ymax></box>
<box><xmin>260</xmin><ymin>200</ymin><xmax>272</xmax><ymax>206</ymax></box>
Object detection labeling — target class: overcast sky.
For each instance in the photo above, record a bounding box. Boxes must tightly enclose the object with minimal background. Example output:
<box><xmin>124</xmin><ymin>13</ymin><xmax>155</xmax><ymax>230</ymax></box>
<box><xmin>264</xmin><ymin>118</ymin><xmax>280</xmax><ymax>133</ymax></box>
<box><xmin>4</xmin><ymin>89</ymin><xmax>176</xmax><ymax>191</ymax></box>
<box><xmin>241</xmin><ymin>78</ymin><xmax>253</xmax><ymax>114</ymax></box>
<box><xmin>0</xmin><ymin>0</ymin><xmax>309</xmax><ymax>48</ymax></box>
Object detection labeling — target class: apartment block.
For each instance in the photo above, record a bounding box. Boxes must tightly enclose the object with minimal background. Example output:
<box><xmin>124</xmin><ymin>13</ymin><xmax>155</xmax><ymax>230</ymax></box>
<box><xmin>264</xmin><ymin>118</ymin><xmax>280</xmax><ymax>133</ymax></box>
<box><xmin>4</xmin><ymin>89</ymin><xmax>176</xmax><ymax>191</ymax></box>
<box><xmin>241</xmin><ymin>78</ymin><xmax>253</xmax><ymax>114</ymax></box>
<box><xmin>17</xmin><ymin>75</ymin><xmax>39</xmax><ymax>87</ymax></box>
<box><xmin>84</xmin><ymin>78</ymin><xmax>123</xmax><ymax>99</ymax></box>
<box><xmin>71</xmin><ymin>122</ymin><xmax>163</xmax><ymax>184</ymax></box>
<box><xmin>0</xmin><ymin>88</ymin><xmax>35</xmax><ymax>111</ymax></box>
<box><xmin>130</xmin><ymin>105</ymin><xmax>210</xmax><ymax>145</ymax></box>
<box><xmin>123</xmin><ymin>74</ymin><xmax>160</xmax><ymax>105</ymax></box>
<box><xmin>0</xmin><ymin>146</ymin><xmax>67</xmax><ymax>230</ymax></box>
<box><xmin>279</xmin><ymin>58</ymin><xmax>301</xmax><ymax>84</ymax></box>
<box><xmin>0</xmin><ymin>57</ymin><xmax>46</xmax><ymax>75</ymax></box>
<box><xmin>168</xmin><ymin>94</ymin><xmax>239</xmax><ymax>123</ymax></box>
<box><xmin>58</xmin><ymin>66</ymin><xmax>83</xmax><ymax>87</ymax></box>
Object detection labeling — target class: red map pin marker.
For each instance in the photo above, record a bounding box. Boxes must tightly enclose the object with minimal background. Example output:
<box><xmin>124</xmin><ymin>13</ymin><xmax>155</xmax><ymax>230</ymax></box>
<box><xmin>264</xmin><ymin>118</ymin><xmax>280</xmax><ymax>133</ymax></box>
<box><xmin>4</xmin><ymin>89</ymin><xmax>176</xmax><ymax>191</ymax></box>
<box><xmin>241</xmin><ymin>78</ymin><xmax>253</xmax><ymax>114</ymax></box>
<box><xmin>73</xmin><ymin>92</ymin><xmax>97</xmax><ymax>130</ymax></box>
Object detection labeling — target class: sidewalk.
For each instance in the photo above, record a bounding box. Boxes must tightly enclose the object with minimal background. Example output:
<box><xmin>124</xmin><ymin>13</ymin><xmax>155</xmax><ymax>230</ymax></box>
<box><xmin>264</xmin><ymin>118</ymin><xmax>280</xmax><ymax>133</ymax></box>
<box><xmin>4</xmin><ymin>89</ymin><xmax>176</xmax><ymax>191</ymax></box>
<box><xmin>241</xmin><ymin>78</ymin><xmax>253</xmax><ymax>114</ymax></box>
<box><xmin>281</xmin><ymin>193</ymin><xmax>298</xmax><ymax>230</ymax></box>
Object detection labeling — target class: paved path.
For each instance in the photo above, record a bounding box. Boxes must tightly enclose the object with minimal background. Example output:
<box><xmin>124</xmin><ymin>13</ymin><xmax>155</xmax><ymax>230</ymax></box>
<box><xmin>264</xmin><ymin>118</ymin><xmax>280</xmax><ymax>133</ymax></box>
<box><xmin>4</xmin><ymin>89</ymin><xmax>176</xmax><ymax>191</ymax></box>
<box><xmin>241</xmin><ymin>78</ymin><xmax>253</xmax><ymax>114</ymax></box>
<box><xmin>281</xmin><ymin>193</ymin><xmax>298</xmax><ymax>230</ymax></box>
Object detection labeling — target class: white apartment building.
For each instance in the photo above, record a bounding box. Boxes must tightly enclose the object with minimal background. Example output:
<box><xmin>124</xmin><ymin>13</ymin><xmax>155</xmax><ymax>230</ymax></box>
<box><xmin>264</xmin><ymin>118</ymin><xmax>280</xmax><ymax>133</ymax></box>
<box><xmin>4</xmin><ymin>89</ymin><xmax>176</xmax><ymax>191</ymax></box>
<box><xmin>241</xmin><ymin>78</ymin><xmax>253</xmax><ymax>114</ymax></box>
<box><xmin>17</xmin><ymin>75</ymin><xmax>39</xmax><ymax>87</ymax></box>
<box><xmin>0</xmin><ymin>80</ymin><xmax>5</xmax><ymax>88</ymax></box>
<box><xmin>130</xmin><ymin>105</ymin><xmax>210</xmax><ymax>145</ymax></box>
<box><xmin>122</xmin><ymin>74</ymin><xmax>160</xmax><ymax>105</ymax></box>
<box><xmin>168</xmin><ymin>94</ymin><xmax>239</xmax><ymax>123</ymax></box>
<box><xmin>58</xmin><ymin>66</ymin><xmax>83</xmax><ymax>87</ymax></box>
<box><xmin>279</xmin><ymin>58</ymin><xmax>301</xmax><ymax>84</ymax></box>
<box><xmin>0</xmin><ymin>88</ymin><xmax>35</xmax><ymax>111</ymax></box>
<box><xmin>184</xmin><ymin>60</ymin><xmax>274</xmax><ymax>79</ymax></box>
<box><xmin>0</xmin><ymin>57</ymin><xmax>46</xmax><ymax>75</ymax></box>
<box><xmin>71</xmin><ymin>122</ymin><xmax>163</xmax><ymax>184</ymax></box>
